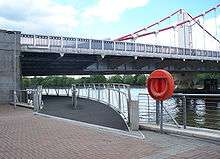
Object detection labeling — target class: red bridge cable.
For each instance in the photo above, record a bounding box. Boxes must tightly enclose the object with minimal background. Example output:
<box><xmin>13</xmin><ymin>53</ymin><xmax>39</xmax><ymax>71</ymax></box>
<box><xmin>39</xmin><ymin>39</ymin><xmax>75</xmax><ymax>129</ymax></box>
<box><xmin>185</xmin><ymin>10</ymin><xmax>220</xmax><ymax>44</ymax></box>
<box><xmin>119</xmin><ymin>9</ymin><xmax>220</xmax><ymax>42</ymax></box>
<box><xmin>115</xmin><ymin>3</ymin><xmax>220</xmax><ymax>41</ymax></box>
<box><xmin>114</xmin><ymin>9</ymin><xmax>182</xmax><ymax>41</ymax></box>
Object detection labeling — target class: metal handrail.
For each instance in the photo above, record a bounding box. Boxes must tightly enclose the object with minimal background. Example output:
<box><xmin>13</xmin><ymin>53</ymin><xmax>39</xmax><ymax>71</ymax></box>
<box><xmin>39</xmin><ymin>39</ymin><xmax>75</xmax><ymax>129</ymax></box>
<box><xmin>138</xmin><ymin>93</ymin><xmax>220</xmax><ymax>129</ymax></box>
<box><xmin>40</xmin><ymin>84</ymin><xmax>131</xmax><ymax>122</ymax></box>
<box><xmin>75</xmin><ymin>85</ymin><xmax>130</xmax><ymax>121</ymax></box>
<box><xmin>20</xmin><ymin>34</ymin><xmax>220</xmax><ymax>61</ymax></box>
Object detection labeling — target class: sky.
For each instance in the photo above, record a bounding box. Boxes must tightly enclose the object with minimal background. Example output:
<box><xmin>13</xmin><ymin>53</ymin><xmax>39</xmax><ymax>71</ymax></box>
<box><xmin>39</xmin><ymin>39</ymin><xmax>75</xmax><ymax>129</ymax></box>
<box><xmin>0</xmin><ymin>0</ymin><xmax>219</xmax><ymax>49</ymax></box>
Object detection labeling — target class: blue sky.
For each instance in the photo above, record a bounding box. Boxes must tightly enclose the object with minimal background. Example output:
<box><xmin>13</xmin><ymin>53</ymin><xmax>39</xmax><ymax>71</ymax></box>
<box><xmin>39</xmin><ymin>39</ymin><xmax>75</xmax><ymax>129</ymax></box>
<box><xmin>0</xmin><ymin>0</ymin><xmax>219</xmax><ymax>40</ymax></box>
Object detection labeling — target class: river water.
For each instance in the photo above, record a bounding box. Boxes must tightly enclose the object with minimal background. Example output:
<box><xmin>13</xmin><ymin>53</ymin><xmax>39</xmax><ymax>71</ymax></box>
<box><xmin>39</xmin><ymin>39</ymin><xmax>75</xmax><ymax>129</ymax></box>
<box><xmin>130</xmin><ymin>88</ymin><xmax>220</xmax><ymax>130</ymax></box>
<box><xmin>43</xmin><ymin>88</ymin><xmax>220</xmax><ymax>130</ymax></box>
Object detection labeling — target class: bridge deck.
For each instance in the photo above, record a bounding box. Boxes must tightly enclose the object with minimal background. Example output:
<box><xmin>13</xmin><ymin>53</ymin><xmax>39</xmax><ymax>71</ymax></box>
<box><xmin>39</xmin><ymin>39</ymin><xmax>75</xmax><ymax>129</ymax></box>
<box><xmin>39</xmin><ymin>95</ymin><xmax>129</xmax><ymax>131</ymax></box>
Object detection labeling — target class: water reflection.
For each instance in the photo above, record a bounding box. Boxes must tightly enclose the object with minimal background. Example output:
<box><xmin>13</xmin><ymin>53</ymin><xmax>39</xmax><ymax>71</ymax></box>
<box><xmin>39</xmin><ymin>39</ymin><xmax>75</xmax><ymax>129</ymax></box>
<box><xmin>173</xmin><ymin>98</ymin><xmax>220</xmax><ymax>130</ymax></box>
<box><xmin>131</xmin><ymin>88</ymin><xmax>220</xmax><ymax>130</ymax></box>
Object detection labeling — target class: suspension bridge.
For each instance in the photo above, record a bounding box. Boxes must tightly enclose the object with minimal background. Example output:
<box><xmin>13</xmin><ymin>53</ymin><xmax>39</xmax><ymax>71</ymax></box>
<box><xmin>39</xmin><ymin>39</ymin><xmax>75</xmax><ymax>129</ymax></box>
<box><xmin>0</xmin><ymin>4</ymin><xmax>220</xmax><ymax>101</ymax></box>
<box><xmin>18</xmin><ymin>4</ymin><xmax>220</xmax><ymax>75</ymax></box>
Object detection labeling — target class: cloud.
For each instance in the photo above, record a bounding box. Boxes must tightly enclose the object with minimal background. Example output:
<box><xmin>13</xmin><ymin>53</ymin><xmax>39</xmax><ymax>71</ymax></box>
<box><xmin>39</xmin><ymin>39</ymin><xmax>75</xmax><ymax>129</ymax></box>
<box><xmin>0</xmin><ymin>0</ymin><xmax>78</xmax><ymax>36</ymax></box>
<box><xmin>82</xmin><ymin>0</ymin><xmax>149</xmax><ymax>23</ymax></box>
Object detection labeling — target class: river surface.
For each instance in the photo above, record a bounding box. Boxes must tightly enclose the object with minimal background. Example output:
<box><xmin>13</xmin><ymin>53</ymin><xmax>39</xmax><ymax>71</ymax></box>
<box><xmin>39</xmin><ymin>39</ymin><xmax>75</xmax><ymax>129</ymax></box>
<box><xmin>130</xmin><ymin>88</ymin><xmax>220</xmax><ymax>130</ymax></box>
<box><xmin>43</xmin><ymin>88</ymin><xmax>220</xmax><ymax>130</ymax></box>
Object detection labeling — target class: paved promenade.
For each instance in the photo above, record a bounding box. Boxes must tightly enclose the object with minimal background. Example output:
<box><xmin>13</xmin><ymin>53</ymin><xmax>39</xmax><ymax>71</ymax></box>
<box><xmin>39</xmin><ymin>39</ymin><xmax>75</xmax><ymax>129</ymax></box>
<box><xmin>40</xmin><ymin>96</ymin><xmax>128</xmax><ymax>131</ymax></box>
<box><xmin>0</xmin><ymin>104</ymin><xmax>220</xmax><ymax>159</ymax></box>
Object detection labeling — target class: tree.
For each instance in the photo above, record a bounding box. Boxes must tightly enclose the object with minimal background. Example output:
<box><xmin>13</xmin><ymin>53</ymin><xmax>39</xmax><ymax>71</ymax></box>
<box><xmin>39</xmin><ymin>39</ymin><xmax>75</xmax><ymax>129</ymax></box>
<box><xmin>90</xmin><ymin>75</ymin><xmax>107</xmax><ymax>83</ymax></box>
<box><xmin>108</xmin><ymin>75</ymin><xmax>123</xmax><ymax>83</ymax></box>
<box><xmin>136</xmin><ymin>74</ymin><xmax>147</xmax><ymax>86</ymax></box>
<box><xmin>21</xmin><ymin>78</ymin><xmax>31</xmax><ymax>88</ymax></box>
<box><xmin>123</xmin><ymin>75</ymin><xmax>135</xmax><ymax>85</ymax></box>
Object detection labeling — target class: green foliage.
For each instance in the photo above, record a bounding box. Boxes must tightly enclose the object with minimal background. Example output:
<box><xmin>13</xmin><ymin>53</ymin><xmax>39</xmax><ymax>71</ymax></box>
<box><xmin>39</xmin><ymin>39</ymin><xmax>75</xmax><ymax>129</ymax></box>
<box><xmin>195</xmin><ymin>73</ymin><xmax>220</xmax><ymax>85</ymax></box>
<box><xmin>108</xmin><ymin>75</ymin><xmax>123</xmax><ymax>83</ymax></box>
<box><xmin>90</xmin><ymin>75</ymin><xmax>107</xmax><ymax>83</ymax></box>
<box><xmin>21</xmin><ymin>74</ymin><xmax>149</xmax><ymax>88</ymax></box>
<box><xmin>136</xmin><ymin>74</ymin><xmax>147</xmax><ymax>86</ymax></box>
<box><xmin>21</xmin><ymin>78</ymin><xmax>31</xmax><ymax>88</ymax></box>
<box><xmin>123</xmin><ymin>75</ymin><xmax>135</xmax><ymax>85</ymax></box>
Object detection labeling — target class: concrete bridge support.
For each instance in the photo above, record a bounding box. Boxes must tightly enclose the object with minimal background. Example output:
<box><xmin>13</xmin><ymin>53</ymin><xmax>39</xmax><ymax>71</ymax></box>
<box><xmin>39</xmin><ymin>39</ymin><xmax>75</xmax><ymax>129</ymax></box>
<box><xmin>174</xmin><ymin>73</ymin><xmax>196</xmax><ymax>89</ymax></box>
<box><xmin>0</xmin><ymin>30</ymin><xmax>21</xmax><ymax>103</ymax></box>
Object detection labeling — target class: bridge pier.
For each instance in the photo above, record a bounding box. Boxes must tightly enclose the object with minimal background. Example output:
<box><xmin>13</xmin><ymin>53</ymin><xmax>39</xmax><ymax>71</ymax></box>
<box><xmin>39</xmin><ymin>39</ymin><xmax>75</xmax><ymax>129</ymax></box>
<box><xmin>174</xmin><ymin>73</ymin><xmax>196</xmax><ymax>89</ymax></box>
<box><xmin>0</xmin><ymin>30</ymin><xmax>21</xmax><ymax>103</ymax></box>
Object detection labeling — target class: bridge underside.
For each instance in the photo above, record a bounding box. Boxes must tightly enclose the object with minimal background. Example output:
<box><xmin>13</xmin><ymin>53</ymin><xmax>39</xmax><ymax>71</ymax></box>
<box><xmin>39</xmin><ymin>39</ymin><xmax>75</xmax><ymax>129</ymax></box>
<box><xmin>21</xmin><ymin>52</ymin><xmax>220</xmax><ymax>76</ymax></box>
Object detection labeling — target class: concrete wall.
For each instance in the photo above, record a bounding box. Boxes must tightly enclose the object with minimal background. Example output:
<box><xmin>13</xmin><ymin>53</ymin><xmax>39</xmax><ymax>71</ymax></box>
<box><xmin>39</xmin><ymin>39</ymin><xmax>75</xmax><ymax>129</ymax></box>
<box><xmin>0</xmin><ymin>30</ymin><xmax>21</xmax><ymax>103</ymax></box>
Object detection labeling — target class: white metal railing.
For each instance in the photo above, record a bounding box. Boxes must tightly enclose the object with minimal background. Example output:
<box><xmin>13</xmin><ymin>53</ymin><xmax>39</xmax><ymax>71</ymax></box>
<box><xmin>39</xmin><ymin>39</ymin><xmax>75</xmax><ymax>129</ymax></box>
<box><xmin>41</xmin><ymin>83</ymin><xmax>131</xmax><ymax>122</ymax></box>
<box><xmin>20</xmin><ymin>34</ymin><xmax>220</xmax><ymax>61</ymax></box>
<box><xmin>13</xmin><ymin>89</ymin><xmax>35</xmax><ymax>106</ymax></box>
<box><xmin>138</xmin><ymin>93</ymin><xmax>220</xmax><ymax>130</ymax></box>
<box><xmin>138</xmin><ymin>93</ymin><xmax>177</xmax><ymax>125</ymax></box>
<box><xmin>11</xmin><ymin>87</ymin><xmax>43</xmax><ymax>111</ymax></box>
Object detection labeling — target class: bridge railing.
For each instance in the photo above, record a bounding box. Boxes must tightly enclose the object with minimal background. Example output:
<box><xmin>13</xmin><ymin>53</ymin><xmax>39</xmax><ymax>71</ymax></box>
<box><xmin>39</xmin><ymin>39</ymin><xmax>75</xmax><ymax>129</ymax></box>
<box><xmin>138</xmin><ymin>93</ymin><xmax>220</xmax><ymax>130</ymax></box>
<box><xmin>20</xmin><ymin>34</ymin><xmax>220</xmax><ymax>61</ymax></box>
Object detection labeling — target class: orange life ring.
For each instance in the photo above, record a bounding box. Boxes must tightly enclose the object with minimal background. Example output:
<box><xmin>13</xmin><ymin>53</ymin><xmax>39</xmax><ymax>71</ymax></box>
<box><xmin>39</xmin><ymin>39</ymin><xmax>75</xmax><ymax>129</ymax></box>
<box><xmin>146</xmin><ymin>69</ymin><xmax>174</xmax><ymax>101</ymax></box>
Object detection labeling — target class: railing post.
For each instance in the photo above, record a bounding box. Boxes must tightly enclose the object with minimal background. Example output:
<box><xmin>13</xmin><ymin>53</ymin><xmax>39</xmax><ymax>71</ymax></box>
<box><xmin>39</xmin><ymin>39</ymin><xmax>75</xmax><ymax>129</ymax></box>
<box><xmin>147</xmin><ymin>95</ymin><xmax>150</xmax><ymax>122</ymax></box>
<box><xmin>118</xmin><ymin>90</ymin><xmax>121</xmax><ymax>111</ymax></box>
<box><xmin>13</xmin><ymin>90</ymin><xmax>17</xmax><ymax>108</ymax></box>
<box><xmin>129</xmin><ymin>100</ymin><xmax>139</xmax><ymax>131</ymax></box>
<box><xmin>72</xmin><ymin>85</ymin><xmax>77</xmax><ymax>109</ymax></box>
<box><xmin>88</xmin><ymin>86</ymin><xmax>90</xmax><ymax>99</ymax></box>
<box><xmin>182</xmin><ymin>95</ymin><xmax>187</xmax><ymax>129</ymax></box>
<box><xmin>48</xmin><ymin>36</ymin><xmax>50</xmax><ymax>48</ymax></box>
<box><xmin>156</xmin><ymin>100</ymin><xmax>160</xmax><ymax>125</ymax></box>
<box><xmin>98</xmin><ymin>84</ymin><xmax>100</xmax><ymax>101</ymax></box>
<box><xmin>76</xmin><ymin>38</ymin><xmax>78</xmax><ymax>49</ymax></box>
<box><xmin>102</xmin><ymin>40</ymin><xmax>104</xmax><ymax>50</ymax></box>
<box><xmin>61</xmin><ymin>37</ymin><xmax>63</xmax><ymax>50</ymax></box>
<box><xmin>33</xmin><ymin>35</ymin><xmax>36</xmax><ymax>46</ymax></box>
<box><xmin>33</xmin><ymin>90</ymin><xmax>39</xmax><ymax>112</ymax></box>
<box><xmin>127</xmin><ymin>86</ymin><xmax>131</xmax><ymax>125</ymax></box>
<box><xmin>37</xmin><ymin>85</ymin><xmax>42</xmax><ymax>107</ymax></box>
<box><xmin>89</xmin><ymin>39</ymin><xmax>92</xmax><ymax>50</ymax></box>
<box><xmin>108</xmin><ymin>88</ymin><xmax>111</xmax><ymax>105</ymax></box>
<box><xmin>160</xmin><ymin>101</ymin><xmax>163</xmax><ymax>133</ymax></box>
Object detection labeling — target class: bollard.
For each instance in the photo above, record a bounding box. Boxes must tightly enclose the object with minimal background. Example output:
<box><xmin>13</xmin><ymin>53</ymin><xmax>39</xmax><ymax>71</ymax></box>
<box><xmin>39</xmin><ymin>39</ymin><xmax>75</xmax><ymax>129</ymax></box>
<box><xmin>129</xmin><ymin>100</ymin><xmax>139</xmax><ymax>131</ymax></box>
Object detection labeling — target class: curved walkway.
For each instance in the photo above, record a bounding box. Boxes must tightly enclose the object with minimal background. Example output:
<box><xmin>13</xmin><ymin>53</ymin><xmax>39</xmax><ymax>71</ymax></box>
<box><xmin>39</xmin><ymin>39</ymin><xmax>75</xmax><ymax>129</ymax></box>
<box><xmin>40</xmin><ymin>95</ymin><xmax>129</xmax><ymax>131</ymax></box>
